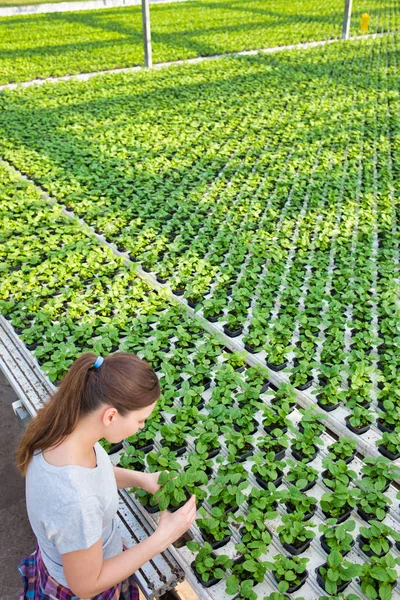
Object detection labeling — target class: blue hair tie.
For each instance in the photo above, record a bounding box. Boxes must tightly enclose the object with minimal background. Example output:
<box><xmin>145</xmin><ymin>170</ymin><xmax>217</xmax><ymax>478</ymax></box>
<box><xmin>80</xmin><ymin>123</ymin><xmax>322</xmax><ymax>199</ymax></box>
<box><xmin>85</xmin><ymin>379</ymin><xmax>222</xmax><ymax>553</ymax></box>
<box><xmin>93</xmin><ymin>356</ymin><xmax>104</xmax><ymax>369</ymax></box>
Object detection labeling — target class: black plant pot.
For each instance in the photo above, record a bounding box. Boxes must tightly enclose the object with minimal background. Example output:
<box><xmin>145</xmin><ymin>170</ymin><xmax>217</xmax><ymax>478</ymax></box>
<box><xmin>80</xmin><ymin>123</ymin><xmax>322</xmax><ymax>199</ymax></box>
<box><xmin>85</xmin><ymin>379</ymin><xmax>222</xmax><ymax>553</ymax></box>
<box><xmin>316</xmin><ymin>567</ymin><xmax>350</xmax><ymax>594</ymax></box>
<box><xmin>107</xmin><ymin>442</ymin><xmax>124</xmax><ymax>455</ymax></box>
<box><xmin>172</xmin><ymin>288</ymin><xmax>185</xmax><ymax>296</ymax></box>
<box><xmin>161</xmin><ymin>440</ymin><xmax>187</xmax><ymax>456</ymax></box>
<box><xmin>378</xmin><ymin>445</ymin><xmax>400</xmax><ymax>460</ymax></box>
<box><xmin>142</xmin><ymin>501</ymin><xmax>160</xmax><ymax>514</ymax></box>
<box><xmin>206</xmin><ymin>313</ymin><xmax>223</xmax><ymax>323</ymax></box>
<box><xmin>358</xmin><ymin>534</ymin><xmax>392</xmax><ymax>558</ymax></box>
<box><xmin>169</xmin><ymin>487</ymin><xmax>203</xmax><ymax>513</ymax></box>
<box><xmin>274</xmin><ymin>569</ymin><xmax>308</xmax><ymax>593</ymax></box>
<box><xmin>320</xmin><ymin>534</ymin><xmax>354</xmax><ymax>556</ymax></box>
<box><xmin>292</xmin><ymin>447</ymin><xmax>318</xmax><ymax>463</ymax></box>
<box><xmin>282</xmin><ymin>538</ymin><xmax>312</xmax><ymax>556</ymax></box>
<box><xmin>377</xmin><ymin>418</ymin><xmax>395</xmax><ymax>433</ymax></box>
<box><xmin>191</xmin><ymin>561</ymin><xmax>220</xmax><ymax>588</ymax></box>
<box><xmin>223</xmin><ymin>325</ymin><xmax>243</xmax><ymax>338</ymax></box>
<box><xmin>317</xmin><ymin>398</ymin><xmax>339</xmax><ymax>412</ymax></box>
<box><xmin>345</xmin><ymin>417</ymin><xmax>370</xmax><ymax>435</ymax></box>
<box><xmin>322</xmin><ymin>506</ymin><xmax>352</xmax><ymax>524</ymax></box>
<box><xmin>266</xmin><ymin>360</ymin><xmax>288</xmax><ymax>372</ymax></box>
<box><xmin>187</xmin><ymin>299</ymin><xmax>201</xmax><ymax>309</ymax></box>
<box><xmin>234</xmin><ymin>421</ymin><xmax>257</xmax><ymax>435</ymax></box>
<box><xmin>264</xmin><ymin>423</ymin><xmax>288</xmax><ymax>435</ymax></box>
<box><xmin>207</xmin><ymin>446</ymin><xmax>221</xmax><ymax>459</ymax></box>
<box><xmin>260</xmin><ymin>381</ymin><xmax>270</xmax><ymax>393</ymax></box>
<box><xmin>361</xmin><ymin>474</ymin><xmax>389</xmax><ymax>492</ymax></box>
<box><xmin>255</xmin><ymin>472</ymin><xmax>283</xmax><ymax>490</ymax></box>
<box><xmin>135</xmin><ymin>442</ymin><xmax>154</xmax><ymax>453</ymax></box>
<box><xmin>334</xmin><ymin>453</ymin><xmax>356</xmax><ymax>465</ymax></box>
<box><xmin>25</xmin><ymin>342</ymin><xmax>39</xmax><ymax>351</ymax></box>
<box><xmin>234</xmin><ymin>445</ymin><xmax>254</xmax><ymax>463</ymax></box>
<box><xmin>156</xmin><ymin>275</ymin><xmax>169</xmax><ymax>284</ymax></box>
<box><xmin>286</xmin><ymin>502</ymin><xmax>317</xmax><ymax>522</ymax></box>
<box><xmin>244</xmin><ymin>343</ymin><xmax>263</xmax><ymax>354</ymax></box>
<box><xmin>358</xmin><ymin>506</ymin><xmax>389</xmax><ymax>523</ymax></box>
<box><xmin>199</xmin><ymin>528</ymin><xmax>231</xmax><ymax>550</ymax></box>
<box><xmin>299</xmin><ymin>478</ymin><xmax>317</xmax><ymax>492</ymax></box>
<box><xmin>295</xmin><ymin>379</ymin><xmax>314</xmax><ymax>391</ymax></box>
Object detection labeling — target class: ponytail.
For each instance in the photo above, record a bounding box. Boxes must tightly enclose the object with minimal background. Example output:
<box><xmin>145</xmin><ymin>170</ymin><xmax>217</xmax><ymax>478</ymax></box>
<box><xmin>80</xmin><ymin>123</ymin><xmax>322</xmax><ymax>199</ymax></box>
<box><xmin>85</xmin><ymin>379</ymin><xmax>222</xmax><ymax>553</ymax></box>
<box><xmin>17</xmin><ymin>352</ymin><xmax>160</xmax><ymax>476</ymax></box>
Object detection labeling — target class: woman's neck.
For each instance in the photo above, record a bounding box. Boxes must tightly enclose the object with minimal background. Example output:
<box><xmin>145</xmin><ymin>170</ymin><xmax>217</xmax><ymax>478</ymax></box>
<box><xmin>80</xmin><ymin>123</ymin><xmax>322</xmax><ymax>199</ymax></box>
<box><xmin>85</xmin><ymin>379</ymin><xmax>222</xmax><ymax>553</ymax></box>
<box><xmin>43</xmin><ymin>414</ymin><xmax>102</xmax><ymax>468</ymax></box>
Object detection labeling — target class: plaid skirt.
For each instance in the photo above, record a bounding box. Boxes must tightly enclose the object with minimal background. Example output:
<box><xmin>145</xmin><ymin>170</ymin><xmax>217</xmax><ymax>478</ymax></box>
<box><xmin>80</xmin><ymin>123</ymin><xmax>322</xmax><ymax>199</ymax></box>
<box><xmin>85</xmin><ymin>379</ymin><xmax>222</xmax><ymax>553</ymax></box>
<box><xmin>19</xmin><ymin>544</ymin><xmax>140</xmax><ymax>600</ymax></box>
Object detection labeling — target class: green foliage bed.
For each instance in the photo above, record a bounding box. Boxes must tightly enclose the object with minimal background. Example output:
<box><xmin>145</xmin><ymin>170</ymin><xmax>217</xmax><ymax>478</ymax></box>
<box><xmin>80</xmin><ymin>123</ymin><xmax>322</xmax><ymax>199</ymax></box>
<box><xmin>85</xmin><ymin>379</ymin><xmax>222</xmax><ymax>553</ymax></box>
<box><xmin>0</xmin><ymin>0</ymin><xmax>397</xmax><ymax>84</ymax></box>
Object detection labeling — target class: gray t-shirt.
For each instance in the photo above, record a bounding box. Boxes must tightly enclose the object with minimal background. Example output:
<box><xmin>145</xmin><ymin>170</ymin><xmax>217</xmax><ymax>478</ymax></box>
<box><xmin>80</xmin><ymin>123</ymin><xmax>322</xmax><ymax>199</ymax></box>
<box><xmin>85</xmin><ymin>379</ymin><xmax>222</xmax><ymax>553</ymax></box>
<box><xmin>26</xmin><ymin>442</ymin><xmax>123</xmax><ymax>588</ymax></box>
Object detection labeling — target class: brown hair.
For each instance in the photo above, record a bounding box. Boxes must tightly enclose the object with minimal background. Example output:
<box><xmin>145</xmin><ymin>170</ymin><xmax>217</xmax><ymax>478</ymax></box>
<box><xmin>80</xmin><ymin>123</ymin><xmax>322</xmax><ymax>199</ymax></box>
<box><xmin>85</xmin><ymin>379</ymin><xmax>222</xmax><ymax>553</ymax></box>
<box><xmin>17</xmin><ymin>352</ymin><xmax>160</xmax><ymax>476</ymax></box>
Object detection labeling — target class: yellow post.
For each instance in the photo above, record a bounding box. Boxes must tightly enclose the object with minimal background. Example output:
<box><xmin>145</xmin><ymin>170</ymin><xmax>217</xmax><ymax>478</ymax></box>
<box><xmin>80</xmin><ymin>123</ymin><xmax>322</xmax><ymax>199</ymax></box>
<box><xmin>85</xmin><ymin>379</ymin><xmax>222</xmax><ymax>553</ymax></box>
<box><xmin>360</xmin><ymin>13</ymin><xmax>369</xmax><ymax>32</ymax></box>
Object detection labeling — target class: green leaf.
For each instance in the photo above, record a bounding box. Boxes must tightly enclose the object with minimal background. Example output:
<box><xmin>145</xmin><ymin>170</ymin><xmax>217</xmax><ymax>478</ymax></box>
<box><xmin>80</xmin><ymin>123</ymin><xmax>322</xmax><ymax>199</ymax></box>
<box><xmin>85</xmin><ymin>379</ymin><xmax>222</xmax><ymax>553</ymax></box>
<box><xmin>225</xmin><ymin>574</ymin><xmax>239</xmax><ymax>595</ymax></box>
<box><xmin>379</xmin><ymin>582</ymin><xmax>392</xmax><ymax>600</ymax></box>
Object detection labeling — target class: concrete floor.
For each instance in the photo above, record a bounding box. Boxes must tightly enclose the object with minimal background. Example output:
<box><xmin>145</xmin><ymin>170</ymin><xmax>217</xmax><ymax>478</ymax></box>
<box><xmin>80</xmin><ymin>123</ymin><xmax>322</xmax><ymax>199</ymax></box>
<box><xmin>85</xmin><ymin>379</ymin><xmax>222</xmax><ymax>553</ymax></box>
<box><xmin>0</xmin><ymin>369</ymin><xmax>36</xmax><ymax>600</ymax></box>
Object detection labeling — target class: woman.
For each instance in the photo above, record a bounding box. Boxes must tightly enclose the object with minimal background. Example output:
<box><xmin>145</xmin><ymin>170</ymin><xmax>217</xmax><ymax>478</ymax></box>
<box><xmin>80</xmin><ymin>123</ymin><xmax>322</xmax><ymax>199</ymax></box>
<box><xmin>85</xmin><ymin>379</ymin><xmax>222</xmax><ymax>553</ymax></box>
<box><xmin>17</xmin><ymin>352</ymin><xmax>196</xmax><ymax>600</ymax></box>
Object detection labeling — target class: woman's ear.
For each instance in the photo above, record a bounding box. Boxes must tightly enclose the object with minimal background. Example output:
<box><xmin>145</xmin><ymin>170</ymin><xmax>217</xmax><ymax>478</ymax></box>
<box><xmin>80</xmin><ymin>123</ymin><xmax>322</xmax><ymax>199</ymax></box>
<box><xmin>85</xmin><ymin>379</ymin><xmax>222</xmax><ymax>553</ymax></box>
<box><xmin>102</xmin><ymin>406</ymin><xmax>118</xmax><ymax>427</ymax></box>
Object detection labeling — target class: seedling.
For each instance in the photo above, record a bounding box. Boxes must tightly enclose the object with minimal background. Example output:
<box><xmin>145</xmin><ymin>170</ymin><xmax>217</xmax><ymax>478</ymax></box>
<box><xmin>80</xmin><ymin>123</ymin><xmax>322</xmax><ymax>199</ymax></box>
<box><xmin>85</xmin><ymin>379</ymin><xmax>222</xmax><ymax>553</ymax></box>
<box><xmin>277</xmin><ymin>512</ymin><xmax>316</xmax><ymax>554</ymax></box>
<box><xmin>196</xmin><ymin>506</ymin><xmax>231</xmax><ymax>546</ymax></box>
<box><xmin>285</xmin><ymin>459</ymin><xmax>318</xmax><ymax>491</ymax></box>
<box><xmin>321</xmin><ymin>457</ymin><xmax>357</xmax><ymax>488</ymax></box>
<box><xmin>359</xmin><ymin>554</ymin><xmax>400</xmax><ymax>600</ymax></box>
<box><xmin>359</xmin><ymin>520</ymin><xmax>400</xmax><ymax>557</ymax></box>
<box><xmin>319</xmin><ymin>519</ymin><xmax>356</xmax><ymax>554</ymax></box>
<box><xmin>187</xmin><ymin>540</ymin><xmax>233</xmax><ymax>585</ymax></box>
<box><xmin>266</xmin><ymin>554</ymin><xmax>309</xmax><ymax>593</ymax></box>
<box><xmin>317</xmin><ymin>550</ymin><xmax>361</xmax><ymax>595</ymax></box>
<box><xmin>327</xmin><ymin>438</ymin><xmax>357</xmax><ymax>462</ymax></box>
<box><xmin>119</xmin><ymin>445</ymin><xmax>146</xmax><ymax>471</ymax></box>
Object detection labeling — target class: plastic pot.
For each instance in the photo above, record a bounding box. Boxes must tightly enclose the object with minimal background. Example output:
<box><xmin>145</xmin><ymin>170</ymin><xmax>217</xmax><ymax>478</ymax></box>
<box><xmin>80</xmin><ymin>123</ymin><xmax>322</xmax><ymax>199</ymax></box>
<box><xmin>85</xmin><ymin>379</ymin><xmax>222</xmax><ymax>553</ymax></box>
<box><xmin>264</xmin><ymin>423</ymin><xmax>288</xmax><ymax>435</ymax></box>
<box><xmin>377</xmin><ymin>418</ymin><xmax>395</xmax><ymax>434</ymax></box>
<box><xmin>295</xmin><ymin>379</ymin><xmax>314</xmax><ymax>391</ymax></box>
<box><xmin>191</xmin><ymin>561</ymin><xmax>221</xmax><ymax>588</ymax></box>
<box><xmin>206</xmin><ymin>312</ymin><xmax>224</xmax><ymax>323</ymax></box>
<box><xmin>358</xmin><ymin>534</ymin><xmax>392</xmax><ymax>558</ymax></box>
<box><xmin>187</xmin><ymin>299</ymin><xmax>201</xmax><ymax>309</ymax></box>
<box><xmin>345</xmin><ymin>417</ymin><xmax>370</xmax><ymax>435</ymax></box>
<box><xmin>317</xmin><ymin>397</ymin><xmax>340</xmax><ymax>412</ymax></box>
<box><xmin>282</xmin><ymin>538</ymin><xmax>312</xmax><ymax>556</ymax></box>
<box><xmin>273</xmin><ymin>569</ymin><xmax>308</xmax><ymax>593</ymax></box>
<box><xmin>316</xmin><ymin>566</ymin><xmax>350</xmax><ymax>594</ymax></box>
<box><xmin>378</xmin><ymin>445</ymin><xmax>400</xmax><ymax>460</ymax></box>
<box><xmin>255</xmin><ymin>472</ymin><xmax>283</xmax><ymax>490</ymax></box>
<box><xmin>207</xmin><ymin>446</ymin><xmax>221</xmax><ymax>459</ymax></box>
<box><xmin>322</xmin><ymin>506</ymin><xmax>352</xmax><ymax>524</ymax></box>
<box><xmin>199</xmin><ymin>528</ymin><xmax>231</xmax><ymax>550</ymax></box>
<box><xmin>172</xmin><ymin>287</ymin><xmax>185</xmax><ymax>296</ymax></box>
<box><xmin>244</xmin><ymin>343</ymin><xmax>263</xmax><ymax>354</ymax></box>
<box><xmin>266</xmin><ymin>360</ymin><xmax>288</xmax><ymax>372</ymax></box>
<box><xmin>358</xmin><ymin>505</ymin><xmax>389</xmax><ymax>523</ymax></box>
<box><xmin>286</xmin><ymin>502</ymin><xmax>317</xmax><ymax>522</ymax></box>
<box><xmin>169</xmin><ymin>487</ymin><xmax>203</xmax><ymax>513</ymax></box>
<box><xmin>320</xmin><ymin>534</ymin><xmax>354</xmax><ymax>556</ymax></box>
<box><xmin>234</xmin><ymin>421</ymin><xmax>257</xmax><ymax>434</ymax></box>
<box><xmin>134</xmin><ymin>442</ymin><xmax>154</xmax><ymax>454</ymax></box>
<box><xmin>291</xmin><ymin>447</ymin><xmax>318</xmax><ymax>463</ymax></box>
<box><xmin>223</xmin><ymin>325</ymin><xmax>243</xmax><ymax>338</ymax></box>
<box><xmin>234</xmin><ymin>445</ymin><xmax>254</xmax><ymax>463</ymax></box>
<box><xmin>107</xmin><ymin>442</ymin><xmax>124</xmax><ymax>455</ymax></box>
<box><xmin>160</xmin><ymin>440</ymin><xmax>187</xmax><ymax>456</ymax></box>
<box><xmin>298</xmin><ymin>479</ymin><xmax>317</xmax><ymax>492</ymax></box>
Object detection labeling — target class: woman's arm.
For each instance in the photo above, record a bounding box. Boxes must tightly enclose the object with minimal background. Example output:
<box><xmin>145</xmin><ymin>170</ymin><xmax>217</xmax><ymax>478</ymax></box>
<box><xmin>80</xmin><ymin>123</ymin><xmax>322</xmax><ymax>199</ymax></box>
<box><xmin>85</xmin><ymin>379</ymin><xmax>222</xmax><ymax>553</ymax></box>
<box><xmin>63</xmin><ymin>496</ymin><xmax>196</xmax><ymax>598</ymax></box>
<box><xmin>113</xmin><ymin>466</ymin><xmax>160</xmax><ymax>493</ymax></box>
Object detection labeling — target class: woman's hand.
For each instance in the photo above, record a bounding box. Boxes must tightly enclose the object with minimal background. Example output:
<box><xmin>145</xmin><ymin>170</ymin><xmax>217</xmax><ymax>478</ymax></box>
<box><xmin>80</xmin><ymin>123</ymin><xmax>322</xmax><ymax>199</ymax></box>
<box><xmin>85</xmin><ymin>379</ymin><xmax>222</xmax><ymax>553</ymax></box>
<box><xmin>153</xmin><ymin>495</ymin><xmax>197</xmax><ymax>551</ymax></box>
<box><xmin>139</xmin><ymin>471</ymin><xmax>162</xmax><ymax>495</ymax></box>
